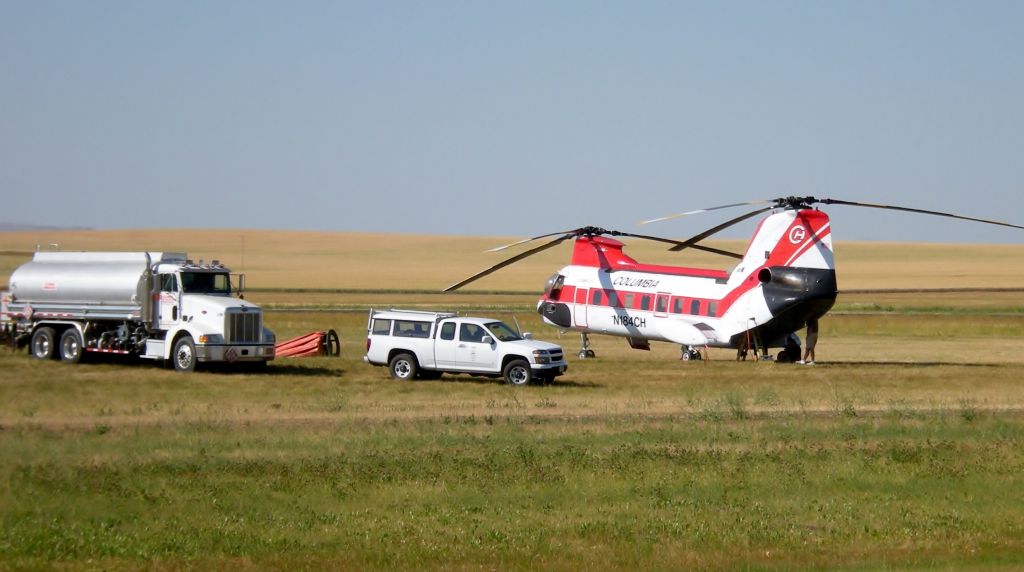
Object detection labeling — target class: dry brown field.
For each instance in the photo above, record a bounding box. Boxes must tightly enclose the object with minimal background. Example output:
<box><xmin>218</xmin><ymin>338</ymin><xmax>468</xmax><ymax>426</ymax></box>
<box><xmin>3</xmin><ymin>228</ymin><xmax>1024</xmax><ymax>293</ymax></box>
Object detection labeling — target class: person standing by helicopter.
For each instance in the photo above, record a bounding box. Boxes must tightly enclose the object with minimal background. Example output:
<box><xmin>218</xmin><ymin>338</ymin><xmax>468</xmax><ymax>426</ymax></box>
<box><xmin>799</xmin><ymin>317</ymin><xmax>818</xmax><ymax>365</ymax></box>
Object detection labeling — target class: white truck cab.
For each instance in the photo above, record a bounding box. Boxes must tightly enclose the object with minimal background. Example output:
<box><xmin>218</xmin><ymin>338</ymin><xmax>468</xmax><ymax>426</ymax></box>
<box><xmin>364</xmin><ymin>309</ymin><xmax>567</xmax><ymax>385</ymax></box>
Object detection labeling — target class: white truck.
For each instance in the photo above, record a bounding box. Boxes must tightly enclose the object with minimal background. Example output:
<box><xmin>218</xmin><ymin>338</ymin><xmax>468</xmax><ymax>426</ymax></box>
<box><xmin>1</xmin><ymin>251</ymin><xmax>275</xmax><ymax>372</ymax></box>
<box><xmin>364</xmin><ymin>309</ymin><xmax>568</xmax><ymax>385</ymax></box>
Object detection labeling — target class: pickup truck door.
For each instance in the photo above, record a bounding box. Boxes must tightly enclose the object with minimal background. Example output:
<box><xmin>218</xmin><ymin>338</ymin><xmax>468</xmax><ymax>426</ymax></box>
<box><xmin>433</xmin><ymin>321</ymin><xmax>458</xmax><ymax>368</ymax></box>
<box><xmin>455</xmin><ymin>323</ymin><xmax>499</xmax><ymax>371</ymax></box>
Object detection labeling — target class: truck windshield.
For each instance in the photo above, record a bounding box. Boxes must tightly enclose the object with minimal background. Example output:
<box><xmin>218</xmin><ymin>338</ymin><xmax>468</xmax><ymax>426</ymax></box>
<box><xmin>181</xmin><ymin>272</ymin><xmax>232</xmax><ymax>295</ymax></box>
<box><xmin>485</xmin><ymin>321</ymin><xmax>522</xmax><ymax>342</ymax></box>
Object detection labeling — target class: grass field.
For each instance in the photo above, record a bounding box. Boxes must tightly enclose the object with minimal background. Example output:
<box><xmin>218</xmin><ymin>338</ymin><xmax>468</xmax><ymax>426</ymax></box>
<box><xmin>2</xmin><ymin>229</ymin><xmax>1024</xmax><ymax>569</ymax></box>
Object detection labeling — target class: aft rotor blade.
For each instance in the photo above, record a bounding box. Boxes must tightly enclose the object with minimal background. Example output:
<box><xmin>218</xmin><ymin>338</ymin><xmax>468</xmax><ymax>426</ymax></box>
<box><xmin>614</xmin><ymin>231</ymin><xmax>743</xmax><ymax>259</ymax></box>
<box><xmin>820</xmin><ymin>198</ymin><xmax>1024</xmax><ymax>230</ymax></box>
<box><xmin>668</xmin><ymin>206</ymin><xmax>776</xmax><ymax>252</ymax></box>
<box><xmin>640</xmin><ymin>199</ymin><xmax>772</xmax><ymax>225</ymax></box>
<box><xmin>443</xmin><ymin>234</ymin><xmax>572</xmax><ymax>292</ymax></box>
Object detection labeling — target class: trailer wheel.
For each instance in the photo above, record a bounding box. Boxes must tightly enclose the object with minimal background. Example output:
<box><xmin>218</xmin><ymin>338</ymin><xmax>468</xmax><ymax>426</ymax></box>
<box><xmin>503</xmin><ymin>359</ymin><xmax>532</xmax><ymax>386</ymax></box>
<box><xmin>31</xmin><ymin>327</ymin><xmax>57</xmax><ymax>360</ymax></box>
<box><xmin>173</xmin><ymin>336</ymin><xmax>197</xmax><ymax>373</ymax></box>
<box><xmin>59</xmin><ymin>328</ymin><xmax>85</xmax><ymax>364</ymax></box>
<box><xmin>389</xmin><ymin>353</ymin><xmax>417</xmax><ymax>380</ymax></box>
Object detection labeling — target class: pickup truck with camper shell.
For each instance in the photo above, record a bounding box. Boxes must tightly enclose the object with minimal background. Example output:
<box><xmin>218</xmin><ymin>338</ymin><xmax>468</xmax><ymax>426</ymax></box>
<box><xmin>364</xmin><ymin>309</ymin><xmax>568</xmax><ymax>385</ymax></box>
<box><xmin>1</xmin><ymin>251</ymin><xmax>275</xmax><ymax>372</ymax></box>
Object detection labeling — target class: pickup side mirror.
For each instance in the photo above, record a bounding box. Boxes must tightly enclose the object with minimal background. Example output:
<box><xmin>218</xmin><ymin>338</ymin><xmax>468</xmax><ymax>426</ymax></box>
<box><xmin>522</xmin><ymin>332</ymin><xmax>533</xmax><ymax>340</ymax></box>
<box><xmin>481</xmin><ymin>335</ymin><xmax>493</xmax><ymax>345</ymax></box>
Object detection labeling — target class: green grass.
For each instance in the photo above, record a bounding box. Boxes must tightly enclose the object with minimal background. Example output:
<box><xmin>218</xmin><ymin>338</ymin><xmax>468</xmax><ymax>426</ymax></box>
<box><xmin>3</xmin><ymin>414</ymin><xmax>1024</xmax><ymax>569</ymax></box>
<box><xmin>3</xmin><ymin>287</ymin><xmax>1024</xmax><ymax>568</ymax></box>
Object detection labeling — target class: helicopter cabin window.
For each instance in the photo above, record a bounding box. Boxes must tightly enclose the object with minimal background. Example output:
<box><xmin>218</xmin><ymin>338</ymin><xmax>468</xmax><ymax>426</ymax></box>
<box><xmin>655</xmin><ymin>295</ymin><xmax>669</xmax><ymax>314</ymax></box>
<box><xmin>394</xmin><ymin>320</ymin><xmax>431</xmax><ymax>338</ymax></box>
<box><xmin>607</xmin><ymin>292</ymin><xmax>619</xmax><ymax>307</ymax></box>
<box><xmin>672</xmin><ymin>297</ymin><xmax>685</xmax><ymax>314</ymax></box>
<box><xmin>371</xmin><ymin>319</ymin><xmax>392</xmax><ymax>336</ymax></box>
<box><xmin>591</xmin><ymin>290</ymin><xmax>603</xmax><ymax>305</ymax></box>
<box><xmin>708</xmin><ymin>301</ymin><xmax>718</xmax><ymax>317</ymax></box>
<box><xmin>623</xmin><ymin>293</ymin><xmax>635</xmax><ymax>309</ymax></box>
<box><xmin>640</xmin><ymin>295</ymin><xmax>651</xmax><ymax>311</ymax></box>
<box><xmin>690</xmin><ymin>299</ymin><xmax>702</xmax><ymax>315</ymax></box>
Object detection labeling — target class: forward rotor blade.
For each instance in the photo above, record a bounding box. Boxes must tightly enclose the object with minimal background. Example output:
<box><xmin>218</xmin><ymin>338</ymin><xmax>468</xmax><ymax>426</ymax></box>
<box><xmin>668</xmin><ymin>206</ymin><xmax>776</xmax><ymax>252</ymax></box>
<box><xmin>640</xmin><ymin>199</ymin><xmax>771</xmax><ymax>225</ymax></box>
<box><xmin>820</xmin><ymin>198</ymin><xmax>1024</xmax><ymax>230</ymax></box>
<box><xmin>443</xmin><ymin>234</ymin><xmax>572</xmax><ymax>292</ymax></box>
<box><xmin>487</xmin><ymin>230</ymin><xmax>578</xmax><ymax>252</ymax></box>
<box><xmin>614</xmin><ymin>231</ymin><xmax>743</xmax><ymax>259</ymax></box>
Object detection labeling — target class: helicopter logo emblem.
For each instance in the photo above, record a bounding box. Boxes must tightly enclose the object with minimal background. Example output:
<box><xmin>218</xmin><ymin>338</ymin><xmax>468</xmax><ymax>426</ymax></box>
<box><xmin>788</xmin><ymin>226</ymin><xmax>807</xmax><ymax>244</ymax></box>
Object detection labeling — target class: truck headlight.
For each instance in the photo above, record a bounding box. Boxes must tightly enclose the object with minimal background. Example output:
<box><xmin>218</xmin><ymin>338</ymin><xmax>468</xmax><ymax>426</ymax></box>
<box><xmin>262</xmin><ymin>327</ymin><xmax>276</xmax><ymax>344</ymax></box>
<box><xmin>532</xmin><ymin>349</ymin><xmax>550</xmax><ymax>364</ymax></box>
<box><xmin>198</xmin><ymin>334</ymin><xmax>223</xmax><ymax>344</ymax></box>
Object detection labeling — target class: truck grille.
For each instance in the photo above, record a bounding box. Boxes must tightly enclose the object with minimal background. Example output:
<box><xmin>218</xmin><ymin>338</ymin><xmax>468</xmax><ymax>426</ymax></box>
<box><xmin>550</xmin><ymin>349</ymin><xmax>564</xmax><ymax>362</ymax></box>
<box><xmin>226</xmin><ymin>311</ymin><xmax>261</xmax><ymax>343</ymax></box>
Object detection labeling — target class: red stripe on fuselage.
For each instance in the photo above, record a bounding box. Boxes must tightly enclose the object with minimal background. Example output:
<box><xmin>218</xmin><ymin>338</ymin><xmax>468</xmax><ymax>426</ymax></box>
<box><xmin>569</xmin><ymin>236</ymin><xmax>728</xmax><ymax>279</ymax></box>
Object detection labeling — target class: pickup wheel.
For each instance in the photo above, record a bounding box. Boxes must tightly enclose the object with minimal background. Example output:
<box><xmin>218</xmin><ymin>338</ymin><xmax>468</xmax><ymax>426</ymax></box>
<box><xmin>31</xmin><ymin>327</ymin><xmax>58</xmax><ymax>360</ymax></box>
<box><xmin>503</xmin><ymin>359</ymin><xmax>533</xmax><ymax>386</ymax></box>
<box><xmin>173</xmin><ymin>336</ymin><xmax>197</xmax><ymax>373</ymax></box>
<box><xmin>389</xmin><ymin>353</ymin><xmax>418</xmax><ymax>381</ymax></box>
<box><xmin>59</xmin><ymin>328</ymin><xmax>85</xmax><ymax>364</ymax></box>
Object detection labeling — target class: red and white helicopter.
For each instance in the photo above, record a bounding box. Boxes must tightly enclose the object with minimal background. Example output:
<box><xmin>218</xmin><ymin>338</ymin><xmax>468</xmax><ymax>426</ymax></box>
<box><xmin>445</xmin><ymin>197</ymin><xmax>1023</xmax><ymax>362</ymax></box>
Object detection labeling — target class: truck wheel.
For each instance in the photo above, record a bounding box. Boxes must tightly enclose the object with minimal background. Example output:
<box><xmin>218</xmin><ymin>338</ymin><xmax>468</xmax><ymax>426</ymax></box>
<box><xmin>59</xmin><ymin>329</ymin><xmax>85</xmax><ymax>364</ymax></box>
<box><xmin>503</xmin><ymin>359</ymin><xmax>532</xmax><ymax>386</ymax></box>
<box><xmin>31</xmin><ymin>327</ymin><xmax>57</xmax><ymax>360</ymax></box>
<box><xmin>172</xmin><ymin>336</ymin><xmax>197</xmax><ymax>373</ymax></box>
<box><xmin>389</xmin><ymin>353</ymin><xmax>418</xmax><ymax>380</ymax></box>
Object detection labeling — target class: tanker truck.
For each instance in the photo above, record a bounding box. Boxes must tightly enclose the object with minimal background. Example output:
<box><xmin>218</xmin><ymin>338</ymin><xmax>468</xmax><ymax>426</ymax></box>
<box><xmin>0</xmin><ymin>251</ymin><xmax>275</xmax><ymax>372</ymax></box>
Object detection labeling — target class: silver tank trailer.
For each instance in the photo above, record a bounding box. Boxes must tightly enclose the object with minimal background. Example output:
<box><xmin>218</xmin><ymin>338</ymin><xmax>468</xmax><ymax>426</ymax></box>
<box><xmin>9</xmin><ymin>252</ymin><xmax>184</xmax><ymax>307</ymax></box>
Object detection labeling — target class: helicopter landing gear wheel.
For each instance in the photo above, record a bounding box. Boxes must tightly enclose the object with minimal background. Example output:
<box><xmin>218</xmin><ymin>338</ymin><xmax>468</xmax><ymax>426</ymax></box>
<box><xmin>577</xmin><ymin>333</ymin><xmax>595</xmax><ymax>360</ymax></box>
<box><xmin>680</xmin><ymin>345</ymin><xmax>702</xmax><ymax>361</ymax></box>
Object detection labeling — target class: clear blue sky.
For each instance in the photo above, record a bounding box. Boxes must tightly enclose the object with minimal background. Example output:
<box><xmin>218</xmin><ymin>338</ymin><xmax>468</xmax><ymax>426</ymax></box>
<box><xmin>2</xmin><ymin>1</ymin><xmax>1023</xmax><ymax>243</ymax></box>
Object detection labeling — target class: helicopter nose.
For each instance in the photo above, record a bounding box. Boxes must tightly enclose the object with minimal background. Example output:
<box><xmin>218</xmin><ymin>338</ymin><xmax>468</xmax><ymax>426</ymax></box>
<box><xmin>537</xmin><ymin>301</ymin><xmax>572</xmax><ymax>328</ymax></box>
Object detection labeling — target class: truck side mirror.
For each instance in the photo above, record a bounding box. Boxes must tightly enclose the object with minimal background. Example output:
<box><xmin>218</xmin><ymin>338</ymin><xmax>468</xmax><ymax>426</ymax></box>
<box><xmin>522</xmin><ymin>332</ymin><xmax>533</xmax><ymax>340</ymax></box>
<box><xmin>236</xmin><ymin>274</ymin><xmax>246</xmax><ymax>297</ymax></box>
<box><xmin>481</xmin><ymin>335</ymin><xmax>493</xmax><ymax>345</ymax></box>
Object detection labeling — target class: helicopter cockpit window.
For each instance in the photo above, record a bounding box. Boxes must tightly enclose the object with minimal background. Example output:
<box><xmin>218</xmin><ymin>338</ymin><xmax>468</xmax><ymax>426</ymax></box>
<box><xmin>545</xmin><ymin>274</ymin><xmax>565</xmax><ymax>298</ymax></box>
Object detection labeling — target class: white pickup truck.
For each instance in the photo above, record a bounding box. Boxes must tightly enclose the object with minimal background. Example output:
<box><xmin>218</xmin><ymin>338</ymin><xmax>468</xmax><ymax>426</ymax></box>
<box><xmin>364</xmin><ymin>309</ymin><xmax>568</xmax><ymax>385</ymax></box>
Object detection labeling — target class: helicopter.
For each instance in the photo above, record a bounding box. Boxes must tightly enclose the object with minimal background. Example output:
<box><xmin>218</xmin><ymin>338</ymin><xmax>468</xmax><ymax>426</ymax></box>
<box><xmin>444</xmin><ymin>197</ymin><xmax>1023</xmax><ymax>362</ymax></box>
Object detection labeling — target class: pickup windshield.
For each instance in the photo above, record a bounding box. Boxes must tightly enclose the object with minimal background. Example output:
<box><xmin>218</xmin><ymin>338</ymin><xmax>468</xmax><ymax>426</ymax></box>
<box><xmin>485</xmin><ymin>321</ymin><xmax>522</xmax><ymax>342</ymax></box>
<box><xmin>181</xmin><ymin>272</ymin><xmax>232</xmax><ymax>295</ymax></box>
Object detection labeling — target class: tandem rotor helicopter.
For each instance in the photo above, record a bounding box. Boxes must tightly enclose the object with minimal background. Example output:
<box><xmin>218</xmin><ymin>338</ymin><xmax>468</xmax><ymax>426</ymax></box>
<box><xmin>444</xmin><ymin>197</ymin><xmax>1024</xmax><ymax>362</ymax></box>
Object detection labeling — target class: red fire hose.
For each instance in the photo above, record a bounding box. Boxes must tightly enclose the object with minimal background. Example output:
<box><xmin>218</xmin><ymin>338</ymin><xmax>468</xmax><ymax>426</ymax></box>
<box><xmin>275</xmin><ymin>329</ymin><xmax>341</xmax><ymax>358</ymax></box>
